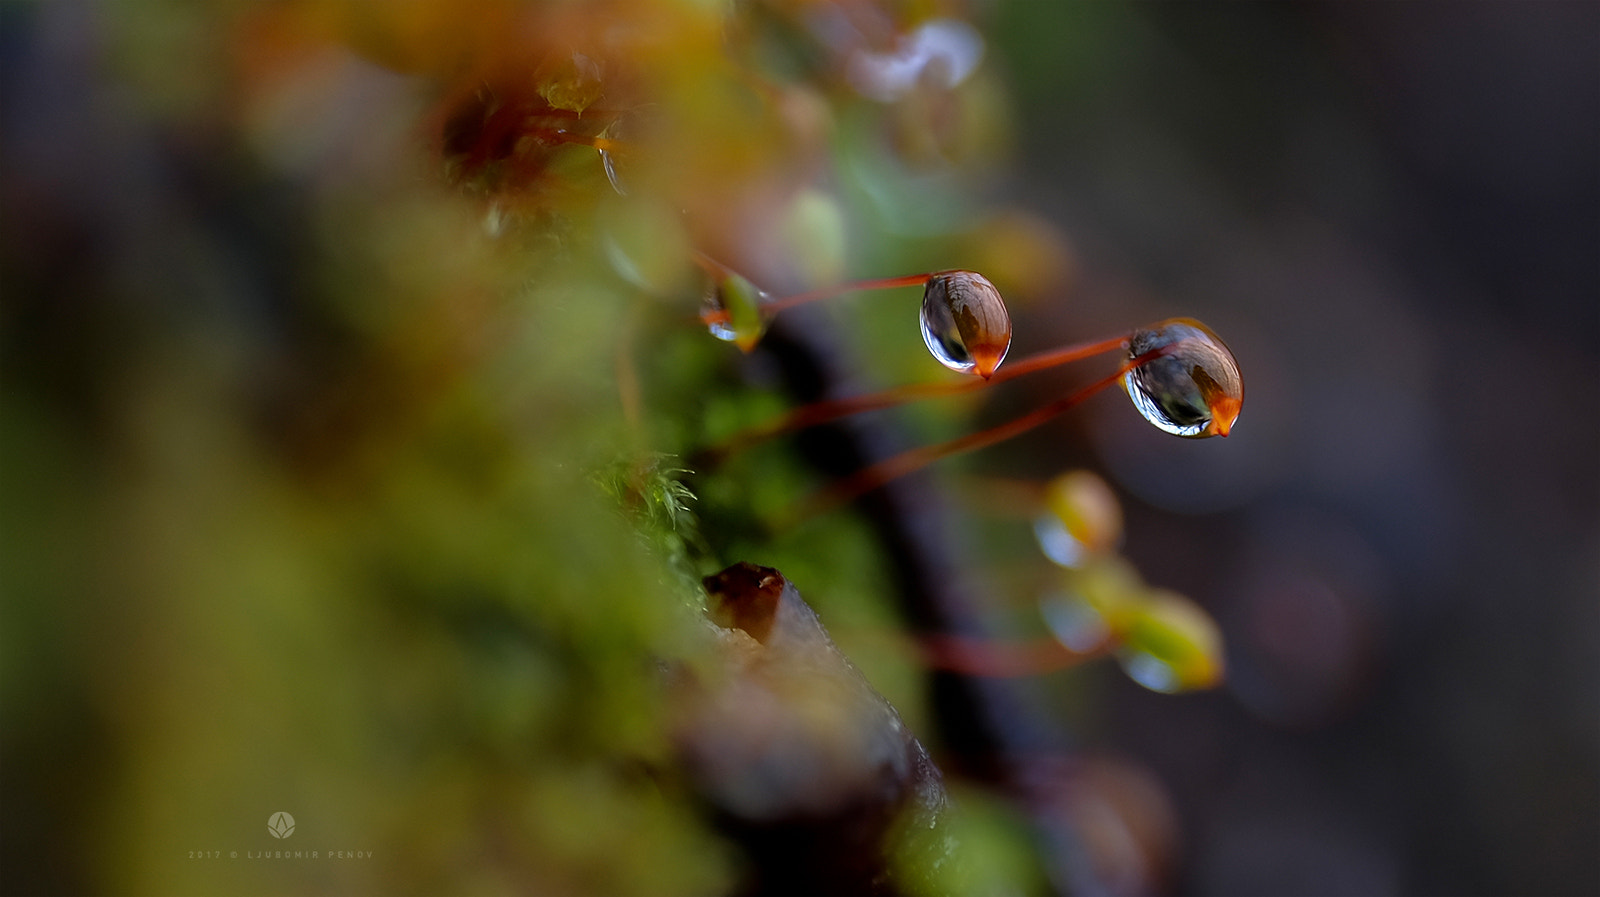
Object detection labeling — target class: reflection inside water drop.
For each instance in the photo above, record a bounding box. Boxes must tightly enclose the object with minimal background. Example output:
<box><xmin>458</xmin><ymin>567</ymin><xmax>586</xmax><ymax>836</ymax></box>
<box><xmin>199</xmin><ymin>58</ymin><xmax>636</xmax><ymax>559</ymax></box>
<box><xmin>1116</xmin><ymin>650</ymin><xmax>1182</xmax><ymax>693</ymax></box>
<box><xmin>599</xmin><ymin>148</ymin><xmax>626</xmax><ymax>196</ymax></box>
<box><xmin>918</xmin><ymin>271</ymin><xmax>1011</xmax><ymax>377</ymax></box>
<box><xmin>703</xmin><ymin>273</ymin><xmax>769</xmax><ymax>352</ymax></box>
<box><xmin>1034</xmin><ymin>515</ymin><xmax>1089</xmax><ymax>568</ymax></box>
<box><xmin>1040</xmin><ymin>591</ymin><xmax>1110</xmax><ymax>653</ymax></box>
<box><xmin>1122</xmin><ymin>318</ymin><xmax>1242</xmax><ymax>438</ymax></box>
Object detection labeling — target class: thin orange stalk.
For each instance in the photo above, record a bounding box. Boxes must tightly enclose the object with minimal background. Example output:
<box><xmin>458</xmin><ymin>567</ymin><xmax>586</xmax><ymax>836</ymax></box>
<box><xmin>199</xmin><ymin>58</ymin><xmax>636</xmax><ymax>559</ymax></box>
<box><xmin>551</xmin><ymin>132</ymin><xmax>622</xmax><ymax>152</ymax></box>
<box><xmin>788</xmin><ymin>344</ymin><xmax>1176</xmax><ymax>523</ymax></box>
<box><xmin>759</xmin><ymin>272</ymin><xmax>931</xmax><ymax>316</ymax></box>
<box><xmin>712</xmin><ymin>333</ymin><xmax>1129</xmax><ymax>456</ymax></box>
<box><xmin>690</xmin><ymin>250</ymin><xmax>733</xmax><ymax>279</ymax></box>
<box><xmin>694</xmin><ymin>252</ymin><xmax>931</xmax><ymax>326</ymax></box>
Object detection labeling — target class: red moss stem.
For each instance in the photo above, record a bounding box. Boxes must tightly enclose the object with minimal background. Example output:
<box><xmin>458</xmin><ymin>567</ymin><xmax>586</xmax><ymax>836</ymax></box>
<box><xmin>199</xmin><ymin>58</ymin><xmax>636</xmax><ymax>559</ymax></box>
<box><xmin>714</xmin><ymin>334</ymin><xmax>1130</xmax><ymax>456</ymax></box>
<box><xmin>788</xmin><ymin>344</ymin><xmax>1176</xmax><ymax>523</ymax></box>
<box><xmin>694</xmin><ymin>254</ymin><xmax>931</xmax><ymax>325</ymax></box>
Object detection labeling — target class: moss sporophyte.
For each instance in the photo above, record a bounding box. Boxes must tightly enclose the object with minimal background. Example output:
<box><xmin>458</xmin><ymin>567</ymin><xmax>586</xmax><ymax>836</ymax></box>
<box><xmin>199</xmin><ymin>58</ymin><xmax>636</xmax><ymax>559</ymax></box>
<box><xmin>690</xmin><ymin>256</ymin><xmax>1242</xmax><ymax>519</ymax></box>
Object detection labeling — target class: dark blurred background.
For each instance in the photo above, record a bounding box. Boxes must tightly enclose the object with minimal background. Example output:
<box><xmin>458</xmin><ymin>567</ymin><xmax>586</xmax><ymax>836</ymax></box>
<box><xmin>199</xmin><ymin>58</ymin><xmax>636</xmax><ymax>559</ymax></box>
<box><xmin>1</xmin><ymin>1</ymin><xmax>1595</xmax><ymax>896</ymax></box>
<box><xmin>989</xmin><ymin>3</ymin><xmax>1598</xmax><ymax>894</ymax></box>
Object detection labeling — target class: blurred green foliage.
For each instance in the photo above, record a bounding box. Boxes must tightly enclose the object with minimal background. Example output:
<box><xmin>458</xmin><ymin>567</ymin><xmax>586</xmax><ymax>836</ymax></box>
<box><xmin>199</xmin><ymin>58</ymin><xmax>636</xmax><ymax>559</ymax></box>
<box><xmin>0</xmin><ymin>1</ymin><xmax>1014</xmax><ymax>894</ymax></box>
<box><xmin>1</xmin><ymin>1</ymin><xmax>1229</xmax><ymax>894</ymax></box>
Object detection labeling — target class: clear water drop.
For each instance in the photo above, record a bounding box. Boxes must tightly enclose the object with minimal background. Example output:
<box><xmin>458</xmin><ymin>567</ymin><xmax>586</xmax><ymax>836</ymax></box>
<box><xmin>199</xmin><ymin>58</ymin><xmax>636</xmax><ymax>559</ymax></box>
<box><xmin>1117</xmin><ymin>590</ymin><xmax>1225</xmax><ymax>693</ymax></box>
<box><xmin>1038</xmin><ymin>470</ymin><xmax>1122</xmax><ymax>566</ymax></box>
<box><xmin>599</xmin><ymin>148</ymin><xmax>626</xmax><ymax>196</ymax></box>
<box><xmin>702</xmin><ymin>273</ymin><xmax>769</xmax><ymax>352</ymax></box>
<box><xmin>1116</xmin><ymin>650</ymin><xmax>1183</xmax><ymax>693</ymax></box>
<box><xmin>1122</xmin><ymin>318</ymin><xmax>1242</xmax><ymax>438</ymax></box>
<box><xmin>1033</xmin><ymin>514</ymin><xmax>1088</xmax><ymax>568</ymax></box>
<box><xmin>1039</xmin><ymin>590</ymin><xmax>1110</xmax><ymax>653</ymax></box>
<box><xmin>918</xmin><ymin>270</ymin><xmax>1012</xmax><ymax>377</ymax></box>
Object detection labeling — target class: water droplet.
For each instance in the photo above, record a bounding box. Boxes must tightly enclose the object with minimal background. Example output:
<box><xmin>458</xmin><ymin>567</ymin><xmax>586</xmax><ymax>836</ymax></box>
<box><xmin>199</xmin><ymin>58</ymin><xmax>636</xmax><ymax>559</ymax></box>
<box><xmin>703</xmin><ymin>274</ymin><xmax>769</xmax><ymax>352</ymax></box>
<box><xmin>1122</xmin><ymin>318</ymin><xmax>1242</xmax><ymax>438</ymax></box>
<box><xmin>599</xmin><ymin>148</ymin><xmax>626</xmax><ymax>196</ymax></box>
<box><xmin>1040</xmin><ymin>590</ymin><xmax>1111</xmax><ymax>652</ymax></box>
<box><xmin>538</xmin><ymin>51</ymin><xmax>604</xmax><ymax>113</ymax></box>
<box><xmin>1035</xmin><ymin>470</ymin><xmax>1121</xmax><ymax>566</ymax></box>
<box><xmin>1116</xmin><ymin>650</ymin><xmax>1183</xmax><ymax>693</ymax></box>
<box><xmin>1115</xmin><ymin>591</ymin><xmax>1224</xmax><ymax>693</ymax></box>
<box><xmin>1033</xmin><ymin>515</ymin><xmax>1088</xmax><ymax>568</ymax></box>
<box><xmin>919</xmin><ymin>271</ymin><xmax>1011</xmax><ymax>377</ymax></box>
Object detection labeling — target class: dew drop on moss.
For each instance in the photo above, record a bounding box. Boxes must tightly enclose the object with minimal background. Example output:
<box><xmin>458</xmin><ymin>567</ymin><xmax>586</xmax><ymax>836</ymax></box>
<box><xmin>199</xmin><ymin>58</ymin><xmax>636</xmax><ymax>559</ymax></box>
<box><xmin>1121</xmin><ymin>318</ymin><xmax>1242</xmax><ymax>438</ymax></box>
<box><xmin>704</xmin><ymin>273</ymin><xmax>769</xmax><ymax>352</ymax></box>
<box><xmin>918</xmin><ymin>271</ymin><xmax>1012</xmax><ymax>377</ymax></box>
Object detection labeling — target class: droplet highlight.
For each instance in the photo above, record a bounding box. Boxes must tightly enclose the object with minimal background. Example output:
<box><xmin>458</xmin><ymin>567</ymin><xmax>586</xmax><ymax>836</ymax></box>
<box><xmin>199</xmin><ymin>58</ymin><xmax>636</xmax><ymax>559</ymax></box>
<box><xmin>599</xmin><ymin>148</ymin><xmax>626</xmax><ymax>196</ymax></box>
<box><xmin>1122</xmin><ymin>318</ymin><xmax>1242</xmax><ymax>438</ymax></box>
<box><xmin>703</xmin><ymin>273</ymin><xmax>769</xmax><ymax>352</ymax></box>
<box><xmin>918</xmin><ymin>271</ymin><xmax>1012</xmax><ymax>377</ymax></box>
<box><xmin>1034</xmin><ymin>470</ymin><xmax>1122</xmax><ymax>567</ymax></box>
<box><xmin>1114</xmin><ymin>590</ymin><xmax>1224</xmax><ymax>693</ymax></box>
<box><xmin>1039</xmin><ymin>590</ymin><xmax>1111</xmax><ymax>653</ymax></box>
